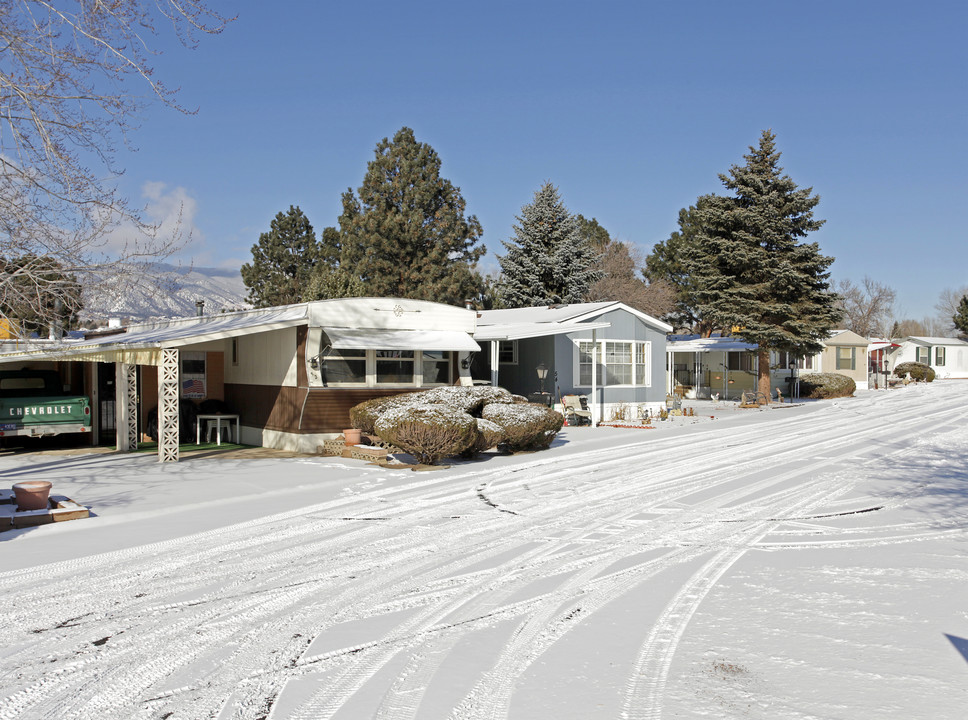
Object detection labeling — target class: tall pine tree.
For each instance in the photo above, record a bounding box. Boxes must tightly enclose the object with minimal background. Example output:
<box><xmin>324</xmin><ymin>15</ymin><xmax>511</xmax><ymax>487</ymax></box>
<box><xmin>497</xmin><ymin>183</ymin><xmax>601</xmax><ymax>307</ymax></box>
<box><xmin>241</xmin><ymin>206</ymin><xmax>321</xmax><ymax>308</ymax></box>
<box><xmin>684</xmin><ymin>130</ymin><xmax>841</xmax><ymax>400</ymax></box>
<box><xmin>334</xmin><ymin>127</ymin><xmax>485</xmax><ymax>305</ymax></box>
<box><xmin>645</xmin><ymin>196</ymin><xmax>724</xmax><ymax>335</ymax></box>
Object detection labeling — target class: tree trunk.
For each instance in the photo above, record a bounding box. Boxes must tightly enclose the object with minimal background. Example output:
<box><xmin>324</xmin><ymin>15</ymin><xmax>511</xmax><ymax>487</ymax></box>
<box><xmin>757</xmin><ymin>348</ymin><xmax>772</xmax><ymax>404</ymax></box>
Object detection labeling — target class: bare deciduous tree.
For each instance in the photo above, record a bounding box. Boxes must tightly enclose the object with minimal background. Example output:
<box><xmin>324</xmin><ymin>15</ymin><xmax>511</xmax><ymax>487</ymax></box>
<box><xmin>0</xmin><ymin>1</ymin><xmax>231</xmax><ymax>336</ymax></box>
<box><xmin>585</xmin><ymin>239</ymin><xmax>675</xmax><ymax>319</ymax></box>
<box><xmin>836</xmin><ymin>276</ymin><xmax>896</xmax><ymax>338</ymax></box>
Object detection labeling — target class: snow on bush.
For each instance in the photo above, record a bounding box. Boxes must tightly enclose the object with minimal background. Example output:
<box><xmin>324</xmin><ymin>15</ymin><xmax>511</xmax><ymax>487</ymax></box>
<box><xmin>374</xmin><ymin>404</ymin><xmax>478</xmax><ymax>465</ymax></box>
<box><xmin>893</xmin><ymin>361</ymin><xmax>935</xmax><ymax>382</ymax></box>
<box><xmin>352</xmin><ymin>386</ymin><xmax>563</xmax><ymax>462</ymax></box>
<box><xmin>797</xmin><ymin>372</ymin><xmax>856</xmax><ymax>399</ymax></box>
<box><xmin>463</xmin><ymin>418</ymin><xmax>506</xmax><ymax>457</ymax></box>
<box><xmin>350</xmin><ymin>386</ymin><xmax>518</xmax><ymax>434</ymax></box>
<box><xmin>482</xmin><ymin>402</ymin><xmax>564</xmax><ymax>451</ymax></box>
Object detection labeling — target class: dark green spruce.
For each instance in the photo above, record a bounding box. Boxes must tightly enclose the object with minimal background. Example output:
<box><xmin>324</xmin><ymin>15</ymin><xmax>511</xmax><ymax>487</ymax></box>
<box><xmin>682</xmin><ymin>130</ymin><xmax>842</xmax><ymax>400</ymax></box>
<box><xmin>497</xmin><ymin>182</ymin><xmax>601</xmax><ymax>307</ymax></box>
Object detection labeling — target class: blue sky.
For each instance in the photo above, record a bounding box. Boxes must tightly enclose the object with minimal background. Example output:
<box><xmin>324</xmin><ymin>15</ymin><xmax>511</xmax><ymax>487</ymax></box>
<box><xmin>120</xmin><ymin>0</ymin><xmax>966</xmax><ymax>321</ymax></box>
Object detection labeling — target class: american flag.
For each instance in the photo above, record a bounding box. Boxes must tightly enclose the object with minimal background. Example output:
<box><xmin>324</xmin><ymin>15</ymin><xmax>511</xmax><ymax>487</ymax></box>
<box><xmin>182</xmin><ymin>378</ymin><xmax>205</xmax><ymax>395</ymax></box>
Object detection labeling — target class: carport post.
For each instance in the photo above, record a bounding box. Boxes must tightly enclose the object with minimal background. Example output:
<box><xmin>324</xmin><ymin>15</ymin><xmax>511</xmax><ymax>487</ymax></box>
<box><xmin>115</xmin><ymin>362</ymin><xmax>138</xmax><ymax>452</ymax></box>
<box><xmin>158</xmin><ymin>348</ymin><xmax>180</xmax><ymax>462</ymax></box>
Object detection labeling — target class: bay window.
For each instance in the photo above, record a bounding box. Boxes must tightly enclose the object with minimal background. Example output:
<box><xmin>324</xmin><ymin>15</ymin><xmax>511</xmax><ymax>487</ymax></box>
<box><xmin>575</xmin><ymin>339</ymin><xmax>652</xmax><ymax>387</ymax></box>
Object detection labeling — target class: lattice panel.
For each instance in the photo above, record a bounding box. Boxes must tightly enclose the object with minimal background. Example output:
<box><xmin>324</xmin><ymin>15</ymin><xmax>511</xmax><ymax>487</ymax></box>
<box><xmin>125</xmin><ymin>363</ymin><xmax>138</xmax><ymax>450</ymax></box>
<box><xmin>158</xmin><ymin>349</ymin><xmax>180</xmax><ymax>462</ymax></box>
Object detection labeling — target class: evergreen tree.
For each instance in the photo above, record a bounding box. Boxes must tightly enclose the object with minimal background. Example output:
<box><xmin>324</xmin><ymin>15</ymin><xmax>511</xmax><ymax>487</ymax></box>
<box><xmin>241</xmin><ymin>206</ymin><xmax>321</xmax><ymax>308</ymax></box>
<box><xmin>953</xmin><ymin>295</ymin><xmax>968</xmax><ymax>338</ymax></box>
<box><xmin>497</xmin><ymin>183</ymin><xmax>601</xmax><ymax>307</ymax></box>
<box><xmin>644</xmin><ymin>196</ymin><xmax>724</xmax><ymax>334</ymax></box>
<box><xmin>335</xmin><ymin>127</ymin><xmax>485</xmax><ymax>305</ymax></box>
<box><xmin>683</xmin><ymin>130</ymin><xmax>841</xmax><ymax>400</ymax></box>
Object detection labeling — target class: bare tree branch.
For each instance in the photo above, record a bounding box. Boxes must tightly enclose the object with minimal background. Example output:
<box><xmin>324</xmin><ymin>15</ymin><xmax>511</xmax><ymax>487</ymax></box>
<box><xmin>0</xmin><ymin>0</ymin><xmax>231</xmax><ymax>337</ymax></box>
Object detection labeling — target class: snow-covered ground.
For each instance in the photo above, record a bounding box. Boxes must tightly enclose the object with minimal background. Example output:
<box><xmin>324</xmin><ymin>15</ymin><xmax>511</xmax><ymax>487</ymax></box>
<box><xmin>1</xmin><ymin>383</ymin><xmax>966</xmax><ymax>719</ymax></box>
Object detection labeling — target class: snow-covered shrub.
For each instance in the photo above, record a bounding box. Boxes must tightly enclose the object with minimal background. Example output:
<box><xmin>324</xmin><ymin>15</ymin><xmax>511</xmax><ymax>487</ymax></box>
<box><xmin>348</xmin><ymin>395</ymin><xmax>405</xmax><ymax>434</ymax></box>
<box><xmin>797</xmin><ymin>372</ymin><xmax>856</xmax><ymax>399</ymax></box>
<box><xmin>417</xmin><ymin>385</ymin><xmax>516</xmax><ymax>413</ymax></box>
<box><xmin>462</xmin><ymin>418</ymin><xmax>507</xmax><ymax>458</ymax></box>
<box><xmin>893</xmin><ymin>362</ymin><xmax>935</xmax><ymax>382</ymax></box>
<box><xmin>482</xmin><ymin>403</ymin><xmax>564</xmax><ymax>451</ymax></box>
<box><xmin>374</xmin><ymin>404</ymin><xmax>478</xmax><ymax>465</ymax></box>
<box><xmin>350</xmin><ymin>386</ymin><xmax>518</xmax><ymax>434</ymax></box>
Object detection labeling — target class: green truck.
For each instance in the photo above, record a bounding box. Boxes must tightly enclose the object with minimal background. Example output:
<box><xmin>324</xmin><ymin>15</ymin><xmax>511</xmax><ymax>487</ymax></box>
<box><xmin>0</xmin><ymin>369</ymin><xmax>92</xmax><ymax>439</ymax></box>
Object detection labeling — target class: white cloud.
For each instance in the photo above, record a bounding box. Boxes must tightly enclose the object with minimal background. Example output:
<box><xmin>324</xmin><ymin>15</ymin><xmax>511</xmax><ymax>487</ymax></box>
<box><xmin>99</xmin><ymin>182</ymin><xmax>205</xmax><ymax>261</ymax></box>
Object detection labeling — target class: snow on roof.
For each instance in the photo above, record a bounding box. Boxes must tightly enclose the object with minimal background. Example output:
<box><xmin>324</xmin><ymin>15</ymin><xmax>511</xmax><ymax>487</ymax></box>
<box><xmin>0</xmin><ymin>304</ymin><xmax>310</xmax><ymax>363</ymax></box>
<box><xmin>475</xmin><ymin>301</ymin><xmax>672</xmax><ymax>338</ymax></box>
<box><xmin>666</xmin><ymin>335</ymin><xmax>757</xmax><ymax>352</ymax></box>
<box><xmin>904</xmin><ymin>336</ymin><xmax>968</xmax><ymax>346</ymax></box>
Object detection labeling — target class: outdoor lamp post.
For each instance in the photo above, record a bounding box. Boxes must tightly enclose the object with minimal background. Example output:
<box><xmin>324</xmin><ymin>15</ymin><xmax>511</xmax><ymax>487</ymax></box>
<box><xmin>789</xmin><ymin>360</ymin><xmax>797</xmax><ymax>399</ymax></box>
<box><xmin>536</xmin><ymin>362</ymin><xmax>548</xmax><ymax>393</ymax></box>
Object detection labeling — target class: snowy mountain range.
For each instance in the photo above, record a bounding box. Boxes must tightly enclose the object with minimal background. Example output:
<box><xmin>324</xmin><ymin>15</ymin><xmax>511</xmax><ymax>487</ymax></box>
<box><xmin>81</xmin><ymin>264</ymin><xmax>250</xmax><ymax>324</ymax></box>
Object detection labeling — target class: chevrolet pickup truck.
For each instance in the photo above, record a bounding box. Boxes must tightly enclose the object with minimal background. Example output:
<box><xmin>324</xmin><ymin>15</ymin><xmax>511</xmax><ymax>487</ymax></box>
<box><xmin>0</xmin><ymin>369</ymin><xmax>92</xmax><ymax>438</ymax></box>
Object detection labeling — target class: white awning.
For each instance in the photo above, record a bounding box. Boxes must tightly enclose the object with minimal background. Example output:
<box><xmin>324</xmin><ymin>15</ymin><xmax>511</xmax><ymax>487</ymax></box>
<box><xmin>324</xmin><ymin>328</ymin><xmax>480</xmax><ymax>352</ymax></box>
<box><xmin>473</xmin><ymin>321</ymin><xmax>610</xmax><ymax>341</ymax></box>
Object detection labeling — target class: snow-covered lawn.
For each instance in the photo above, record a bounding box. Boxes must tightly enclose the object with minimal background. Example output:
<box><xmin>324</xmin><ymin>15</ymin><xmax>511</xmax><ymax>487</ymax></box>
<box><xmin>1</xmin><ymin>383</ymin><xmax>966</xmax><ymax>719</ymax></box>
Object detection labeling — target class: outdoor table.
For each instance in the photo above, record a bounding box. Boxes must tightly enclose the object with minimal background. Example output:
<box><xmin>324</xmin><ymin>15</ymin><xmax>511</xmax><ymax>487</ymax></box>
<box><xmin>196</xmin><ymin>414</ymin><xmax>240</xmax><ymax>446</ymax></box>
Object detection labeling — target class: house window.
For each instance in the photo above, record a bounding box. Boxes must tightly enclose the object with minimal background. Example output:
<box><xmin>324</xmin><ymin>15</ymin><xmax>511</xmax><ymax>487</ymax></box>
<box><xmin>576</xmin><ymin>340</ymin><xmax>651</xmax><ymax>387</ymax></box>
<box><xmin>498</xmin><ymin>340</ymin><xmax>518</xmax><ymax>365</ymax></box>
<box><xmin>180</xmin><ymin>351</ymin><xmax>206</xmax><ymax>398</ymax></box>
<box><xmin>322</xmin><ymin>348</ymin><xmax>367</xmax><ymax>385</ymax></box>
<box><xmin>727</xmin><ymin>353</ymin><xmax>754</xmax><ymax>372</ymax></box>
<box><xmin>635</xmin><ymin>343</ymin><xmax>649</xmax><ymax>385</ymax></box>
<box><xmin>916</xmin><ymin>346</ymin><xmax>930</xmax><ymax>364</ymax></box>
<box><xmin>231</xmin><ymin>337</ymin><xmax>239</xmax><ymax>366</ymax></box>
<box><xmin>605</xmin><ymin>342</ymin><xmax>633</xmax><ymax>384</ymax></box>
<box><xmin>797</xmin><ymin>355</ymin><xmax>814</xmax><ymax>370</ymax></box>
<box><xmin>578</xmin><ymin>341</ymin><xmax>602</xmax><ymax>386</ymax></box>
<box><xmin>935</xmin><ymin>347</ymin><xmax>945</xmax><ymax>366</ymax></box>
<box><xmin>376</xmin><ymin>350</ymin><xmax>414</xmax><ymax>384</ymax></box>
<box><xmin>421</xmin><ymin>351</ymin><xmax>451</xmax><ymax>385</ymax></box>
<box><xmin>836</xmin><ymin>346</ymin><xmax>856</xmax><ymax>371</ymax></box>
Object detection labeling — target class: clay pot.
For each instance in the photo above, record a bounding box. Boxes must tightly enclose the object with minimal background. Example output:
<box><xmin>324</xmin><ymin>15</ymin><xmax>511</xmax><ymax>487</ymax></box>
<box><xmin>13</xmin><ymin>481</ymin><xmax>53</xmax><ymax>512</ymax></box>
<box><xmin>343</xmin><ymin>428</ymin><xmax>362</xmax><ymax>446</ymax></box>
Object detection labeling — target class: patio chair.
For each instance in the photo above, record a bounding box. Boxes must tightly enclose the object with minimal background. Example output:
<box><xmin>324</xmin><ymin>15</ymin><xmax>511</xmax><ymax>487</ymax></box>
<box><xmin>561</xmin><ymin>395</ymin><xmax>592</xmax><ymax>426</ymax></box>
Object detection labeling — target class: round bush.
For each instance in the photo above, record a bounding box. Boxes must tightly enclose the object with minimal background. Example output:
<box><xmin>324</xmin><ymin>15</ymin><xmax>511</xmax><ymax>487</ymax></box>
<box><xmin>893</xmin><ymin>361</ymin><xmax>935</xmax><ymax>382</ymax></box>
<box><xmin>374</xmin><ymin>404</ymin><xmax>478</xmax><ymax>465</ymax></box>
<box><xmin>797</xmin><ymin>372</ymin><xmax>856</xmax><ymax>399</ymax></box>
<box><xmin>482</xmin><ymin>403</ymin><xmax>564</xmax><ymax>451</ymax></box>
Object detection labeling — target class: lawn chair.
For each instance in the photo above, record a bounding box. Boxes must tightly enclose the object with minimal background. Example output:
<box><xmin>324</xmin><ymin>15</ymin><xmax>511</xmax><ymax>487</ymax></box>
<box><xmin>561</xmin><ymin>395</ymin><xmax>593</xmax><ymax>426</ymax></box>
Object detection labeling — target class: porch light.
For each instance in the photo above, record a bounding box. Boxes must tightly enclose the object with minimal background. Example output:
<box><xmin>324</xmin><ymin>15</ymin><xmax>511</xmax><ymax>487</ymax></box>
<box><xmin>536</xmin><ymin>362</ymin><xmax>548</xmax><ymax>393</ymax></box>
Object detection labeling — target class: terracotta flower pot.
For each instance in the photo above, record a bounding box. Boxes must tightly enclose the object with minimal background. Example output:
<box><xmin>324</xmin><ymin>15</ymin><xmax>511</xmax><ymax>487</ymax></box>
<box><xmin>13</xmin><ymin>481</ymin><xmax>53</xmax><ymax>512</ymax></box>
<box><xmin>343</xmin><ymin>428</ymin><xmax>362</xmax><ymax>446</ymax></box>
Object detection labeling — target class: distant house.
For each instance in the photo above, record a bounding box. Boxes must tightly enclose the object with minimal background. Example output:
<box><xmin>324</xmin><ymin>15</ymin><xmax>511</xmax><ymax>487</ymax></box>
<box><xmin>665</xmin><ymin>335</ymin><xmax>758</xmax><ymax>400</ymax></box>
<box><xmin>812</xmin><ymin>330</ymin><xmax>871</xmax><ymax>390</ymax></box>
<box><xmin>0</xmin><ymin>298</ymin><xmax>480</xmax><ymax>460</ymax></box>
<box><xmin>471</xmin><ymin>302</ymin><xmax>672</xmax><ymax>424</ymax></box>
<box><xmin>887</xmin><ymin>337</ymin><xmax>968</xmax><ymax>379</ymax></box>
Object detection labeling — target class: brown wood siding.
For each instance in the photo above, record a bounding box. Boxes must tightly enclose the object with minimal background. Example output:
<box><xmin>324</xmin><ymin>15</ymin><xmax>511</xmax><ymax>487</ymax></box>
<box><xmin>224</xmin><ymin>384</ymin><xmax>414</xmax><ymax>435</ymax></box>
<box><xmin>206</xmin><ymin>351</ymin><xmax>224</xmax><ymax>400</ymax></box>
